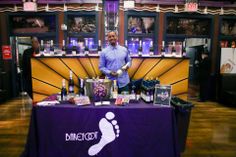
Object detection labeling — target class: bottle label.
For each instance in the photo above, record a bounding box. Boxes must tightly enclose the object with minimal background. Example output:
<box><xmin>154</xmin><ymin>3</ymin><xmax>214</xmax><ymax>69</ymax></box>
<box><xmin>61</xmin><ymin>94</ymin><xmax>67</xmax><ymax>101</ymax></box>
<box><xmin>151</xmin><ymin>95</ymin><xmax>154</xmax><ymax>101</ymax></box>
<box><xmin>69</xmin><ymin>86</ymin><xmax>74</xmax><ymax>93</ymax></box>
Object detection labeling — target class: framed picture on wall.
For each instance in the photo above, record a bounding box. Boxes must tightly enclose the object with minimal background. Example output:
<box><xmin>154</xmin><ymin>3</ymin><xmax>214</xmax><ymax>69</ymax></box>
<box><xmin>10</xmin><ymin>15</ymin><xmax>56</xmax><ymax>34</ymax></box>
<box><xmin>221</xmin><ymin>19</ymin><xmax>236</xmax><ymax>36</ymax></box>
<box><xmin>166</xmin><ymin>17</ymin><xmax>210</xmax><ymax>36</ymax></box>
<box><xmin>153</xmin><ymin>84</ymin><xmax>172</xmax><ymax>106</ymax></box>
<box><xmin>220</xmin><ymin>48</ymin><xmax>236</xmax><ymax>74</ymax></box>
<box><xmin>128</xmin><ymin>16</ymin><xmax>155</xmax><ymax>34</ymax></box>
<box><xmin>67</xmin><ymin>15</ymin><xmax>96</xmax><ymax>34</ymax></box>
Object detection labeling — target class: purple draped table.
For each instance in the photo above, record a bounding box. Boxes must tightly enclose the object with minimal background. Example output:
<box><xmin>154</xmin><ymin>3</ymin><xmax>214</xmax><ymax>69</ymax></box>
<box><xmin>21</xmin><ymin>102</ymin><xmax>180</xmax><ymax>157</ymax></box>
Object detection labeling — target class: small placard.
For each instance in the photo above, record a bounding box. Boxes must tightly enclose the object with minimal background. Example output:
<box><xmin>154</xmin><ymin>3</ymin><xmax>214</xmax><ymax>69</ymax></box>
<box><xmin>153</xmin><ymin>84</ymin><xmax>172</xmax><ymax>106</ymax></box>
<box><xmin>2</xmin><ymin>45</ymin><xmax>12</xmax><ymax>60</ymax></box>
<box><xmin>185</xmin><ymin>1</ymin><xmax>198</xmax><ymax>12</ymax></box>
<box><xmin>23</xmin><ymin>2</ymin><xmax>37</xmax><ymax>12</ymax></box>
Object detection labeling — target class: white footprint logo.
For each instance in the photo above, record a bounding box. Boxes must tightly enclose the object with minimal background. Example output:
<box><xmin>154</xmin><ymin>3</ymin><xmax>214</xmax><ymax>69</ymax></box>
<box><xmin>88</xmin><ymin>112</ymin><xmax>120</xmax><ymax>156</ymax></box>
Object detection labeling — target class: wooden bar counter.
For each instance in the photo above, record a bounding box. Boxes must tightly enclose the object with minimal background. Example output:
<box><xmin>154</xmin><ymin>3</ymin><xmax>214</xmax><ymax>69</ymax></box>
<box><xmin>31</xmin><ymin>55</ymin><xmax>190</xmax><ymax>102</ymax></box>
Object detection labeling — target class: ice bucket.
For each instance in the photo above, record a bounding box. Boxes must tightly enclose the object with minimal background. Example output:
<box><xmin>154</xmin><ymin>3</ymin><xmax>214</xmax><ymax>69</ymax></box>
<box><xmin>85</xmin><ymin>79</ymin><xmax>112</xmax><ymax>100</ymax></box>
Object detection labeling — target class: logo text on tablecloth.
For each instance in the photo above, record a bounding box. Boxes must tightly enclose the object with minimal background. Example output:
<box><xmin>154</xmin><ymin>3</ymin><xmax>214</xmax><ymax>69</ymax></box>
<box><xmin>65</xmin><ymin>132</ymin><xmax>98</xmax><ymax>141</ymax></box>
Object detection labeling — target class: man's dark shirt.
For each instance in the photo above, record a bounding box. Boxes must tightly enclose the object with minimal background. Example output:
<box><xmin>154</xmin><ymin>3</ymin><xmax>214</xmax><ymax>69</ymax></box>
<box><xmin>22</xmin><ymin>48</ymin><xmax>34</xmax><ymax>79</ymax></box>
<box><xmin>22</xmin><ymin>47</ymin><xmax>36</xmax><ymax>98</ymax></box>
<box><xmin>199</xmin><ymin>57</ymin><xmax>211</xmax><ymax>81</ymax></box>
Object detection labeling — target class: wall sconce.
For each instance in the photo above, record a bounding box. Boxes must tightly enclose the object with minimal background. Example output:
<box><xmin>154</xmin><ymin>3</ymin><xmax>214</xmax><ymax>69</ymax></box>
<box><xmin>175</xmin><ymin>5</ymin><xmax>178</xmax><ymax>13</ymax></box>
<box><xmin>156</xmin><ymin>4</ymin><xmax>160</xmax><ymax>12</ymax></box>
<box><xmin>220</xmin><ymin>7</ymin><xmax>224</xmax><ymax>15</ymax></box>
<box><xmin>204</xmin><ymin>6</ymin><xmax>208</xmax><ymax>14</ymax></box>
<box><xmin>95</xmin><ymin>3</ymin><xmax>99</xmax><ymax>11</ymax></box>
<box><xmin>45</xmin><ymin>4</ymin><xmax>49</xmax><ymax>11</ymax></box>
<box><xmin>14</xmin><ymin>5</ymin><xmax>17</xmax><ymax>12</ymax></box>
<box><xmin>64</xmin><ymin>3</ymin><xmax>67</xmax><ymax>11</ymax></box>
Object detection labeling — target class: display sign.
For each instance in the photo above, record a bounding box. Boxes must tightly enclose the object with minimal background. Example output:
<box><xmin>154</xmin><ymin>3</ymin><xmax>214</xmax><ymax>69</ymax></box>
<box><xmin>153</xmin><ymin>85</ymin><xmax>172</xmax><ymax>106</ymax></box>
<box><xmin>2</xmin><ymin>45</ymin><xmax>12</xmax><ymax>60</ymax></box>
<box><xmin>124</xmin><ymin>0</ymin><xmax>135</xmax><ymax>9</ymax></box>
<box><xmin>220</xmin><ymin>48</ymin><xmax>236</xmax><ymax>74</ymax></box>
<box><xmin>23</xmin><ymin>2</ymin><xmax>37</xmax><ymax>12</ymax></box>
<box><xmin>185</xmin><ymin>0</ymin><xmax>198</xmax><ymax>12</ymax></box>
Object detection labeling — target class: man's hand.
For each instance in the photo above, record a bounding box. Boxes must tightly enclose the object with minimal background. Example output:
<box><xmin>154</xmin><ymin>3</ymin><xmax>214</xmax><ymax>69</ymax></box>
<box><xmin>121</xmin><ymin>65</ymin><xmax>129</xmax><ymax>71</ymax></box>
<box><xmin>121</xmin><ymin>66</ymin><xmax>129</xmax><ymax>71</ymax></box>
<box><xmin>110</xmin><ymin>71</ymin><xmax>118</xmax><ymax>77</ymax></box>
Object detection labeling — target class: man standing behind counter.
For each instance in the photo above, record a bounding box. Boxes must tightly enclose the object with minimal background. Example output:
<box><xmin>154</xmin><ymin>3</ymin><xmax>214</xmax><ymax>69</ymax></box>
<box><xmin>99</xmin><ymin>31</ymin><xmax>132</xmax><ymax>93</ymax></box>
<box><xmin>22</xmin><ymin>37</ymin><xmax>39</xmax><ymax>98</ymax></box>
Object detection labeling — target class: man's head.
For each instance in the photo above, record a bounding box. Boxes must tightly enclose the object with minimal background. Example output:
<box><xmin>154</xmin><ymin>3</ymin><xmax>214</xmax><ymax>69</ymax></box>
<box><xmin>107</xmin><ymin>31</ymin><xmax>118</xmax><ymax>46</ymax></box>
<box><xmin>31</xmin><ymin>37</ymin><xmax>39</xmax><ymax>50</ymax></box>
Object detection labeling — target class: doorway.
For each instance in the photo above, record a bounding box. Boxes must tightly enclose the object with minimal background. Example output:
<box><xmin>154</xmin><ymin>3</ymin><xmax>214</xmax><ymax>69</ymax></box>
<box><xmin>185</xmin><ymin>38</ymin><xmax>211</xmax><ymax>99</ymax></box>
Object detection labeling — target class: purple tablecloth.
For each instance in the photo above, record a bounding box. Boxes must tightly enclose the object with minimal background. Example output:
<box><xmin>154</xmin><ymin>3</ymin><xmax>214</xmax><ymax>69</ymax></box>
<box><xmin>21</xmin><ymin>102</ymin><xmax>180</xmax><ymax>157</ymax></box>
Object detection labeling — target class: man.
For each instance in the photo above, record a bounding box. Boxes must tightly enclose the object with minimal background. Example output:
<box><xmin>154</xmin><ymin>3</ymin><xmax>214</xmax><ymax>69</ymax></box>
<box><xmin>99</xmin><ymin>31</ymin><xmax>132</xmax><ymax>93</ymax></box>
<box><xmin>198</xmin><ymin>48</ymin><xmax>211</xmax><ymax>102</ymax></box>
<box><xmin>22</xmin><ymin>37</ymin><xmax>39</xmax><ymax>98</ymax></box>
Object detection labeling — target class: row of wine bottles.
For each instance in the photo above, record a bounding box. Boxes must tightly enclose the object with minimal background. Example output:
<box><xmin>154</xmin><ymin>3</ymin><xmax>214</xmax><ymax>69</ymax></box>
<box><xmin>39</xmin><ymin>40</ymin><xmax>102</xmax><ymax>56</ymax></box>
<box><xmin>38</xmin><ymin>39</ymin><xmax>187</xmax><ymax>57</ymax></box>
<box><xmin>61</xmin><ymin>70</ymin><xmax>86</xmax><ymax>101</ymax></box>
<box><xmin>141</xmin><ymin>78</ymin><xmax>160</xmax><ymax>103</ymax></box>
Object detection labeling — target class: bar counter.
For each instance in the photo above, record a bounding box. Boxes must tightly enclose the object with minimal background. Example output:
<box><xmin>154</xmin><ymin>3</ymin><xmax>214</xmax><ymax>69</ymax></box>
<box><xmin>31</xmin><ymin>55</ymin><xmax>190</xmax><ymax>102</ymax></box>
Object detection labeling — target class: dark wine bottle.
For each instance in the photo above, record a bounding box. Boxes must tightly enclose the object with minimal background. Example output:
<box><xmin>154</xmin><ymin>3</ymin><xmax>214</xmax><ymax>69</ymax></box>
<box><xmin>97</xmin><ymin>40</ymin><xmax>102</xmax><ymax>55</ymax></box>
<box><xmin>161</xmin><ymin>41</ymin><xmax>165</xmax><ymax>57</ymax></box>
<box><xmin>79</xmin><ymin>78</ymin><xmax>84</xmax><ymax>96</ymax></box>
<box><xmin>83</xmin><ymin>39</ymin><xmax>89</xmax><ymax>56</ymax></box>
<box><xmin>149</xmin><ymin>41</ymin><xmax>154</xmax><ymax>56</ymax></box>
<box><xmin>182</xmin><ymin>41</ymin><xmax>186</xmax><ymax>57</ymax></box>
<box><xmin>61</xmin><ymin>79</ymin><xmax>67</xmax><ymax>101</ymax></box>
<box><xmin>68</xmin><ymin>70</ymin><xmax>74</xmax><ymax>94</ymax></box>
<box><xmin>50</xmin><ymin>40</ymin><xmax>54</xmax><ymax>55</ymax></box>
<box><xmin>40</xmin><ymin>40</ymin><xmax>44</xmax><ymax>56</ymax></box>
<box><xmin>138</xmin><ymin>40</ymin><xmax>142</xmax><ymax>57</ymax></box>
<box><xmin>172</xmin><ymin>41</ymin><xmax>176</xmax><ymax>57</ymax></box>
<box><xmin>62</xmin><ymin>40</ymin><xmax>66</xmax><ymax>55</ymax></box>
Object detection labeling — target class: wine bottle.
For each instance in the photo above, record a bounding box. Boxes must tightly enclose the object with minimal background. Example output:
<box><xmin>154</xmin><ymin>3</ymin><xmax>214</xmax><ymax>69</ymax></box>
<box><xmin>62</xmin><ymin>40</ymin><xmax>66</xmax><ymax>55</ymax></box>
<box><xmin>112</xmin><ymin>80</ymin><xmax>118</xmax><ymax>99</ymax></box>
<box><xmin>84</xmin><ymin>39</ymin><xmax>89</xmax><ymax>56</ymax></box>
<box><xmin>68</xmin><ymin>70</ymin><xmax>74</xmax><ymax>94</ymax></box>
<box><xmin>79</xmin><ymin>78</ymin><xmax>85</xmax><ymax>96</ymax></box>
<box><xmin>125</xmin><ymin>40</ymin><xmax>128</xmax><ymax>48</ymax></box>
<box><xmin>149</xmin><ymin>41</ymin><xmax>154</xmax><ymax>56</ymax></box>
<box><xmin>150</xmin><ymin>88</ymin><xmax>154</xmax><ymax>102</ymax></box>
<box><xmin>182</xmin><ymin>41</ymin><xmax>186</xmax><ymax>57</ymax></box>
<box><xmin>146</xmin><ymin>89</ymin><xmax>151</xmax><ymax>103</ymax></box>
<box><xmin>61</xmin><ymin>79</ymin><xmax>67</xmax><ymax>101</ymax></box>
<box><xmin>138</xmin><ymin>40</ymin><xmax>142</xmax><ymax>57</ymax></box>
<box><xmin>72</xmin><ymin>40</ymin><xmax>77</xmax><ymax>55</ymax></box>
<box><xmin>40</xmin><ymin>40</ymin><xmax>44</xmax><ymax>56</ymax></box>
<box><xmin>97</xmin><ymin>40</ymin><xmax>102</xmax><ymax>55</ymax></box>
<box><xmin>171</xmin><ymin>41</ymin><xmax>176</xmax><ymax>57</ymax></box>
<box><xmin>50</xmin><ymin>40</ymin><xmax>54</xmax><ymax>55</ymax></box>
<box><xmin>161</xmin><ymin>41</ymin><xmax>165</xmax><ymax>56</ymax></box>
<box><xmin>130</xmin><ymin>84</ymin><xmax>136</xmax><ymax>100</ymax></box>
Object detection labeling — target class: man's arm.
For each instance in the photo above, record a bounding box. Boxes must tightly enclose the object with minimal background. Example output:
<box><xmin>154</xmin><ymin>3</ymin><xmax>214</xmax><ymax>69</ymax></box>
<box><xmin>99</xmin><ymin>52</ymin><xmax>111</xmax><ymax>75</ymax></box>
<box><xmin>122</xmin><ymin>48</ymin><xmax>132</xmax><ymax>71</ymax></box>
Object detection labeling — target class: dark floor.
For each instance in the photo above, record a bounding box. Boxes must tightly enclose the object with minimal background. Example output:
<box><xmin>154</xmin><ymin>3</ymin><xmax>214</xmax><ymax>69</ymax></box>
<box><xmin>0</xmin><ymin>94</ymin><xmax>236</xmax><ymax>157</ymax></box>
